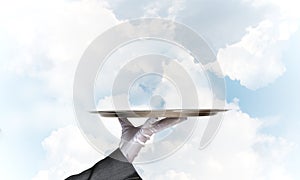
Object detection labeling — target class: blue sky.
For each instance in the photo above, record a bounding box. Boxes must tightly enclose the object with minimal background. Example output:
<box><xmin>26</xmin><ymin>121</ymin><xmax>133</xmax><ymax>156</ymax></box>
<box><xmin>1</xmin><ymin>0</ymin><xmax>300</xmax><ymax>179</ymax></box>
<box><xmin>226</xmin><ymin>30</ymin><xmax>300</xmax><ymax>177</ymax></box>
<box><xmin>227</xmin><ymin>30</ymin><xmax>300</xmax><ymax>135</ymax></box>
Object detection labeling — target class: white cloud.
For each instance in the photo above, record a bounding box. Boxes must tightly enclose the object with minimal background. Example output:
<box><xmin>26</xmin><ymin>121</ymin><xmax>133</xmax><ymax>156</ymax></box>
<box><xmin>153</xmin><ymin>170</ymin><xmax>195</xmax><ymax>180</ymax></box>
<box><xmin>143</xmin><ymin>0</ymin><xmax>186</xmax><ymax>19</ymax></box>
<box><xmin>215</xmin><ymin>20</ymin><xmax>286</xmax><ymax>90</ymax></box>
<box><xmin>102</xmin><ymin>0</ymin><xmax>298</xmax><ymax>91</ymax></box>
<box><xmin>32</xmin><ymin>125</ymin><xmax>103</xmax><ymax>180</ymax></box>
<box><xmin>1</xmin><ymin>0</ymin><xmax>119</xmax><ymax>99</ymax></box>
<box><xmin>211</xmin><ymin>0</ymin><xmax>300</xmax><ymax>90</ymax></box>
<box><xmin>94</xmin><ymin>38</ymin><xmax>216</xmax><ymax>110</ymax></box>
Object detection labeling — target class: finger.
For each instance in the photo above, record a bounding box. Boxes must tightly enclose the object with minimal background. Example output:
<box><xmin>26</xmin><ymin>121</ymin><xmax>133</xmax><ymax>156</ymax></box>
<box><xmin>118</xmin><ymin>117</ymin><xmax>134</xmax><ymax>128</ymax></box>
<box><xmin>142</xmin><ymin>117</ymin><xmax>159</xmax><ymax>128</ymax></box>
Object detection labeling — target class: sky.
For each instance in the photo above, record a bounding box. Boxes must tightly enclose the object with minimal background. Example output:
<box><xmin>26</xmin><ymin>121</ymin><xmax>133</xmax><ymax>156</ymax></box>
<box><xmin>0</xmin><ymin>0</ymin><xmax>300</xmax><ymax>179</ymax></box>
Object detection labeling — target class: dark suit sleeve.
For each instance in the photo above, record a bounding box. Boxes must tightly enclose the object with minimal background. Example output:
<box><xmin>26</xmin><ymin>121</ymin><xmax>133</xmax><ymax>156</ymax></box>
<box><xmin>66</xmin><ymin>149</ymin><xmax>142</xmax><ymax>180</ymax></box>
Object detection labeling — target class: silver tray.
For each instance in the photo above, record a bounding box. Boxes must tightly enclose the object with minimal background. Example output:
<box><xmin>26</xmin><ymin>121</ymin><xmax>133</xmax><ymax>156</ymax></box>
<box><xmin>90</xmin><ymin>109</ymin><xmax>227</xmax><ymax>118</ymax></box>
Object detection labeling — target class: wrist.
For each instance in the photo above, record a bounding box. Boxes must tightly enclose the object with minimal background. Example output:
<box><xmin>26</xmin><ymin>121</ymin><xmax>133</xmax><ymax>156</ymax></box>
<box><xmin>119</xmin><ymin>140</ymin><xmax>144</xmax><ymax>162</ymax></box>
<box><xmin>119</xmin><ymin>128</ymin><xmax>154</xmax><ymax>162</ymax></box>
<box><xmin>135</xmin><ymin>128</ymin><xmax>154</xmax><ymax>143</ymax></box>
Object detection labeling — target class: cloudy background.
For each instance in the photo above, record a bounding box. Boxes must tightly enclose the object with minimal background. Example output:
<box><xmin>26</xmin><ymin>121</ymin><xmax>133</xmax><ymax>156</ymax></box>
<box><xmin>0</xmin><ymin>0</ymin><xmax>300</xmax><ymax>179</ymax></box>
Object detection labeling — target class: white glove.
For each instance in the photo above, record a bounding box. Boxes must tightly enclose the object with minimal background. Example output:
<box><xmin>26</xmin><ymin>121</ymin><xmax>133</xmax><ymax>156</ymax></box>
<box><xmin>119</xmin><ymin>117</ymin><xmax>187</xmax><ymax>162</ymax></box>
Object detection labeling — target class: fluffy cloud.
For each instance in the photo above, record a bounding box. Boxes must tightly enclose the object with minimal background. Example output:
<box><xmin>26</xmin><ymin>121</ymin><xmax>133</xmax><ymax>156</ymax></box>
<box><xmin>32</xmin><ymin>125</ymin><xmax>103</xmax><ymax>180</ymax></box>
<box><xmin>106</xmin><ymin>0</ymin><xmax>299</xmax><ymax>90</ymax></box>
<box><xmin>153</xmin><ymin>170</ymin><xmax>195</xmax><ymax>180</ymax></box>
<box><xmin>143</xmin><ymin>0</ymin><xmax>186</xmax><ymax>19</ymax></box>
<box><xmin>98</xmin><ymin>0</ymin><xmax>297</xmax><ymax>91</ymax></box>
<box><xmin>1</xmin><ymin>0</ymin><xmax>119</xmax><ymax>99</ymax></box>
<box><xmin>107</xmin><ymin>0</ymin><xmax>271</xmax><ymax>51</ymax></box>
<box><xmin>215</xmin><ymin>20</ymin><xmax>286</xmax><ymax>90</ymax></box>
<box><xmin>212</xmin><ymin>0</ymin><xmax>300</xmax><ymax>90</ymax></box>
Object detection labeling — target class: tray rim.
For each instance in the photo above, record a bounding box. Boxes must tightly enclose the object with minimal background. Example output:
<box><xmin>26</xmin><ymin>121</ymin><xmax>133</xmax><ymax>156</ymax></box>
<box><xmin>90</xmin><ymin>109</ymin><xmax>228</xmax><ymax>118</ymax></box>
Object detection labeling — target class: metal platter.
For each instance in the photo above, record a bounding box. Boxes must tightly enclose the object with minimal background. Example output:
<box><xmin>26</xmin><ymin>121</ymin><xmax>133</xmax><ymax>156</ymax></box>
<box><xmin>90</xmin><ymin>109</ymin><xmax>227</xmax><ymax>118</ymax></box>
